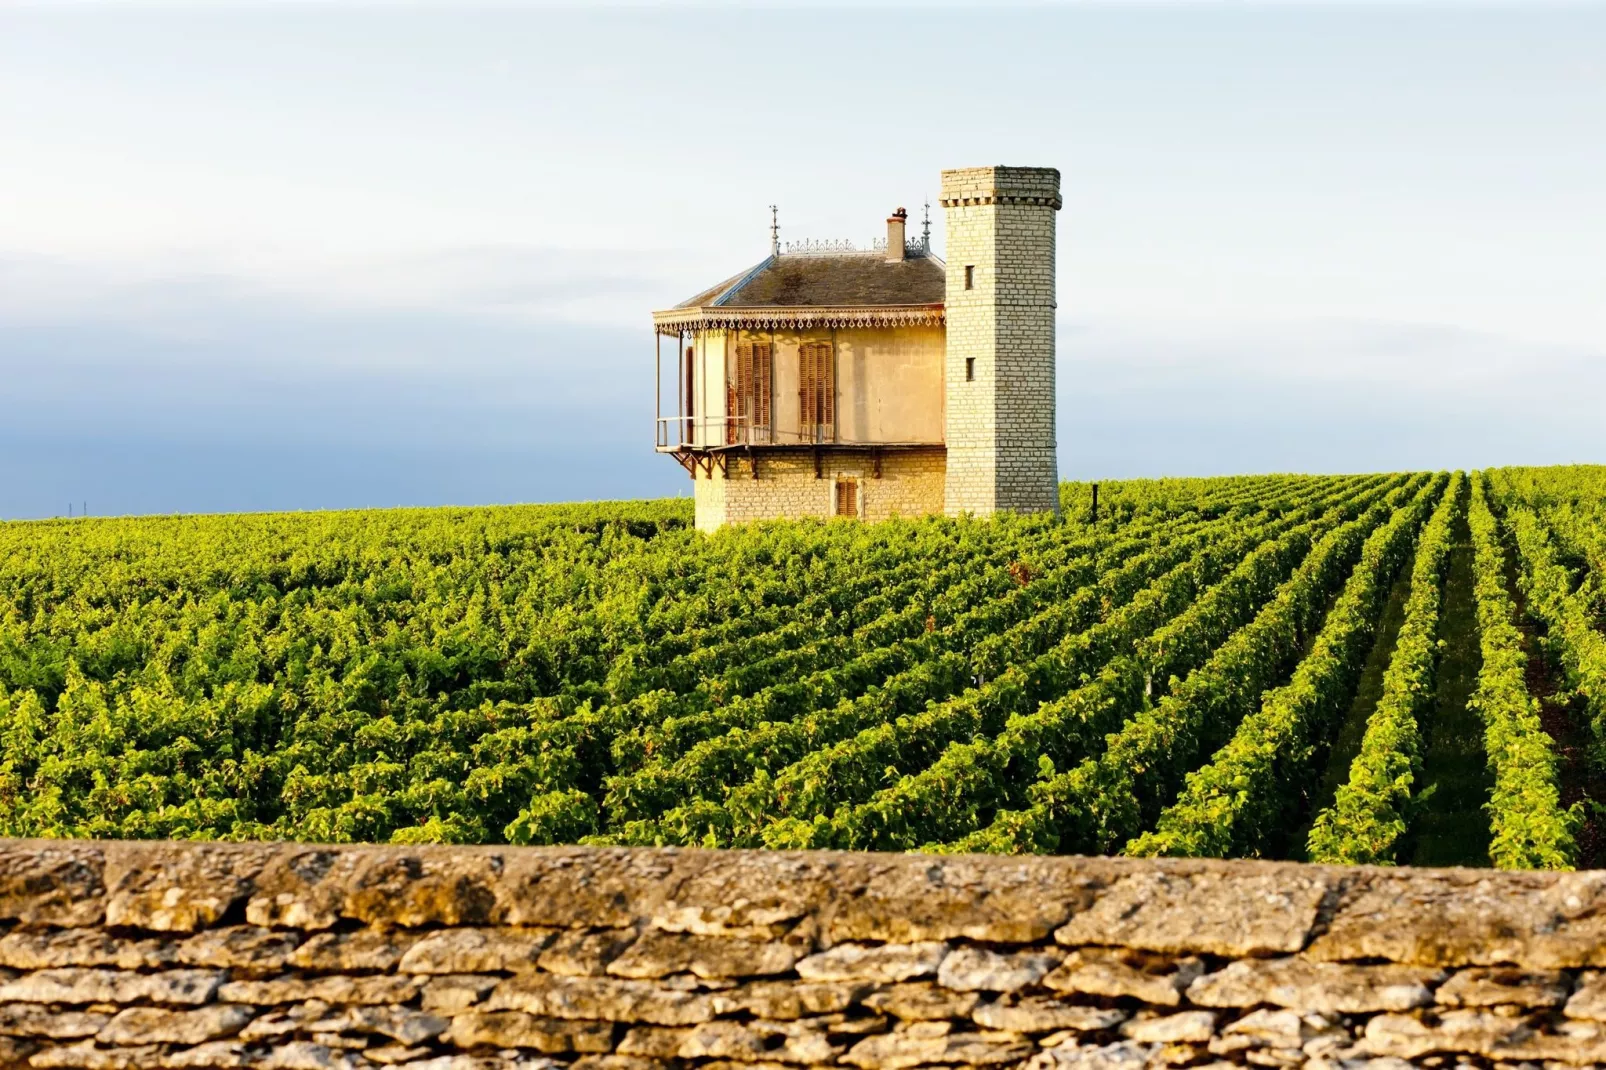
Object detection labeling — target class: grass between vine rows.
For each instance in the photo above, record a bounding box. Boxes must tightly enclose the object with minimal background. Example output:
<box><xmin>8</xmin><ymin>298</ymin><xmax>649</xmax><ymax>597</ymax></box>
<box><xmin>1292</xmin><ymin>552</ymin><xmax>1414</xmax><ymax>860</ymax></box>
<box><xmin>1401</xmin><ymin>497</ymin><xmax>1492</xmax><ymax>867</ymax></box>
<box><xmin>1505</xmin><ymin>530</ymin><xmax>1604</xmax><ymax>869</ymax></box>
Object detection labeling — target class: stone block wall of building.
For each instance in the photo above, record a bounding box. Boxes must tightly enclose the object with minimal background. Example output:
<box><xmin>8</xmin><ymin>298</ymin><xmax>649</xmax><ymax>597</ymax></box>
<box><xmin>692</xmin><ymin>449</ymin><xmax>946</xmax><ymax>532</ymax></box>
<box><xmin>691</xmin><ymin>468</ymin><xmax>727</xmax><ymax>534</ymax></box>
<box><xmin>6</xmin><ymin>840</ymin><xmax>1606</xmax><ymax>1069</ymax></box>
<box><xmin>940</xmin><ymin>166</ymin><xmax>1061</xmax><ymax>518</ymax></box>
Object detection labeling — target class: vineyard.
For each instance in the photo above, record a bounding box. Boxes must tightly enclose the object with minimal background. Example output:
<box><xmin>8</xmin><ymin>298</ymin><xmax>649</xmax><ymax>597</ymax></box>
<box><xmin>2</xmin><ymin>468</ymin><xmax>1604</xmax><ymax>869</ymax></box>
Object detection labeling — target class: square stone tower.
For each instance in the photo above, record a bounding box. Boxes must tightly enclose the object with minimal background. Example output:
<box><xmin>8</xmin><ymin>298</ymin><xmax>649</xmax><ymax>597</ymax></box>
<box><xmin>941</xmin><ymin>166</ymin><xmax>1062</xmax><ymax>516</ymax></box>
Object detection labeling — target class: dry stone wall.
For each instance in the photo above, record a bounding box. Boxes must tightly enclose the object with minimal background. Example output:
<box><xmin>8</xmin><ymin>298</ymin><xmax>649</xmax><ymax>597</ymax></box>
<box><xmin>4</xmin><ymin>842</ymin><xmax>1606</xmax><ymax>1070</ymax></box>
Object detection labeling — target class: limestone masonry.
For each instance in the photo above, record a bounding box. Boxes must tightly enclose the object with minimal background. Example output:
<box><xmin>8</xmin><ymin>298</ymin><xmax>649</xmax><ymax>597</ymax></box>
<box><xmin>5</xmin><ymin>841</ymin><xmax>1606</xmax><ymax>1069</ymax></box>
<box><xmin>941</xmin><ymin>167</ymin><xmax>1061</xmax><ymax>518</ymax></box>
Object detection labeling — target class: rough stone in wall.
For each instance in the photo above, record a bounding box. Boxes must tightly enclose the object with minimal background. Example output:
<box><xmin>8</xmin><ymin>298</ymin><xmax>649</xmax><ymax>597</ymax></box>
<box><xmin>8</xmin><ymin>842</ymin><xmax>1606</xmax><ymax>1069</ymax></box>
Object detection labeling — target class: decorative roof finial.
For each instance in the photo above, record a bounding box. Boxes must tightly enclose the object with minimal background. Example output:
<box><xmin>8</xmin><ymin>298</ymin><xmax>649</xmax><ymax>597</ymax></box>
<box><xmin>921</xmin><ymin>199</ymin><xmax>931</xmax><ymax>253</ymax></box>
<box><xmin>770</xmin><ymin>205</ymin><xmax>779</xmax><ymax>257</ymax></box>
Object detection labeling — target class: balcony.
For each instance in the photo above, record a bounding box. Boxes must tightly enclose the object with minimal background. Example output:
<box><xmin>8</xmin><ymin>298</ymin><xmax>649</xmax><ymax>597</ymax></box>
<box><xmin>656</xmin><ymin>415</ymin><xmax>941</xmax><ymax>480</ymax></box>
<box><xmin>655</xmin><ymin>415</ymin><xmax>830</xmax><ymax>453</ymax></box>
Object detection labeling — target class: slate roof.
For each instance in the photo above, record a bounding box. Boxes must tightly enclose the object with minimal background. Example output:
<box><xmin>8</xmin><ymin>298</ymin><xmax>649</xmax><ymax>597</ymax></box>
<box><xmin>674</xmin><ymin>252</ymin><xmax>946</xmax><ymax>310</ymax></box>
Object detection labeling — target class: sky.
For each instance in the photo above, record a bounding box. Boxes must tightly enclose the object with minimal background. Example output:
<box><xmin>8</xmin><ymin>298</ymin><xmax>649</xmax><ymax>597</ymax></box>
<box><xmin>1</xmin><ymin>2</ymin><xmax>1602</xmax><ymax>518</ymax></box>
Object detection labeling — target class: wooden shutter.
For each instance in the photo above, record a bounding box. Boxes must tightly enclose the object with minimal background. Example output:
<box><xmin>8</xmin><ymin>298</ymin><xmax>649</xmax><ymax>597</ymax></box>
<box><xmin>835</xmin><ymin>479</ymin><xmax>858</xmax><ymax>517</ymax></box>
<box><xmin>737</xmin><ymin>343</ymin><xmax>753</xmax><ymax>443</ymax></box>
<box><xmin>729</xmin><ymin>344</ymin><xmax>750</xmax><ymax>444</ymax></box>
<box><xmin>728</xmin><ymin>342</ymin><xmax>771</xmax><ymax>444</ymax></box>
<box><xmin>752</xmin><ymin>342</ymin><xmax>772</xmax><ymax>439</ymax></box>
<box><xmin>683</xmin><ymin>347</ymin><xmax>695</xmax><ymax>445</ymax></box>
<box><xmin>798</xmin><ymin>343</ymin><xmax>816</xmax><ymax>434</ymax></box>
<box><xmin>798</xmin><ymin>342</ymin><xmax>834</xmax><ymax>441</ymax></box>
<box><xmin>819</xmin><ymin>344</ymin><xmax>835</xmax><ymax>428</ymax></box>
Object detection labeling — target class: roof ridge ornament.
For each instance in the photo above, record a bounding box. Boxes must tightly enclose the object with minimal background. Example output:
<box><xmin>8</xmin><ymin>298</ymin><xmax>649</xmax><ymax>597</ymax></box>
<box><xmin>780</xmin><ymin>238</ymin><xmax>929</xmax><ymax>257</ymax></box>
<box><xmin>782</xmin><ymin>238</ymin><xmax>870</xmax><ymax>256</ymax></box>
<box><xmin>770</xmin><ymin>205</ymin><xmax>780</xmax><ymax>257</ymax></box>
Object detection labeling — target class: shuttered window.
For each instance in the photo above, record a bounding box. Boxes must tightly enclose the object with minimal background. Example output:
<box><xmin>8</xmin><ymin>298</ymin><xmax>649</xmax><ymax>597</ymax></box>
<box><xmin>799</xmin><ymin>341</ymin><xmax>835</xmax><ymax>442</ymax></box>
<box><xmin>750</xmin><ymin>343</ymin><xmax>772</xmax><ymax>436</ymax></box>
<box><xmin>728</xmin><ymin>342</ymin><xmax>773</xmax><ymax>444</ymax></box>
<box><xmin>683</xmin><ymin>346</ymin><xmax>695</xmax><ymax>444</ymax></box>
<box><xmin>835</xmin><ymin>479</ymin><xmax>858</xmax><ymax>518</ymax></box>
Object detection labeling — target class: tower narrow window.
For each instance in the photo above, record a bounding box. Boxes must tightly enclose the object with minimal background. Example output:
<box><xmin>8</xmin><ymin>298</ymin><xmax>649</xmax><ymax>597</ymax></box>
<box><xmin>964</xmin><ymin>265</ymin><xmax>974</xmax><ymax>290</ymax></box>
<box><xmin>965</xmin><ymin>357</ymin><xmax>975</xmax><ymax>382</ymax></box>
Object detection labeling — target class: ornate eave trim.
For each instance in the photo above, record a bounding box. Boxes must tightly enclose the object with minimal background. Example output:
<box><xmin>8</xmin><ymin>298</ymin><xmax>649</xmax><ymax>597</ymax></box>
<box><xmin>654</xmin><ymin>304</ymin><xmax>945</xmax><ymax>334</ymax></box>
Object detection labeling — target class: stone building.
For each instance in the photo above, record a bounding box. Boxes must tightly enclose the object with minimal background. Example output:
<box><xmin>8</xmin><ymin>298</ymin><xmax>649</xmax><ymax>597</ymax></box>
<box><xmin>653</xmin><ymin>166</ymin><xmax>1061</xmax><ymax>532</ymax></box>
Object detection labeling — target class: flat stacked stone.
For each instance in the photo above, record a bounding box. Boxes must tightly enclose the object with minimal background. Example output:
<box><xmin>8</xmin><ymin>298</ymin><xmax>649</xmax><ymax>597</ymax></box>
<box><xmin>4</xmin><ymin>841</ymin><xmax>1606</xmax><ymax>1069</ymax></box>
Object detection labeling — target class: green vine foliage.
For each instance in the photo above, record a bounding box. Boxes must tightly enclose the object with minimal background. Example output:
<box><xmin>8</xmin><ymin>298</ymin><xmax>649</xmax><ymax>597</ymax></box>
<box><xmin>604</xmin><ymin>477</ymin><xmax>1377</xmax><ymax>848</ymax></box>
<box><xmin>1502</xmin><ymin>494</ymin><xmax>1606</xmax><ymax>768</ymax></box>
<box><xmin>1305</xmin><ymin>472</ymin><xmax>1463</xmax><ymax>865</ymax></box>
<box><xmin>1467</xmin><ymin>474</ymin><xmax>1579</xmax><ymax>870</ymax></box>
<box><xmin>0</xmin><ymin>481</ymin><xmax>1307</xmax><ymax>843</ymax></box>
<box><xmin>958</xmin><ymin>476</ymin><xmax>1430</xmax><ymax>857</ymax></box>
<box><xmin>1127</xmin><ymin>475</ymin><xmax>1442</xmax><ymax>859</ymax></box>
<box><xmin>3</xmin><ymin>467</ymin><xmax>1601</xmax><ymax>868</ymax></box>
<box><xmin>817</xmin><ymin>480</ymin><xmax>1389</xmax><ymax>853</ymax></box>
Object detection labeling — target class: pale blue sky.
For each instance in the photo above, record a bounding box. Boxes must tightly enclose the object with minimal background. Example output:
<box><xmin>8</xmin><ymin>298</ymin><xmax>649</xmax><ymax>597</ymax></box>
<box><xmin>1</xmin><ymin>3</ymin><xmax>1602</xmax><ymax>517</ymax></box>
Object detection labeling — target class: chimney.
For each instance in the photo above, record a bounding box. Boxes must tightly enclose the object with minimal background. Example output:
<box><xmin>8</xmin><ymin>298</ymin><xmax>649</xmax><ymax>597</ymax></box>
<box><xmin>885</xmin><ymin>207</ymin><xmax>908</xmax><ymax>261</ymax></box>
